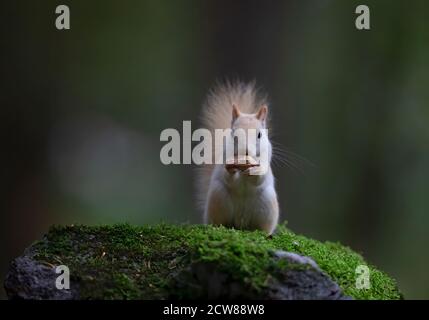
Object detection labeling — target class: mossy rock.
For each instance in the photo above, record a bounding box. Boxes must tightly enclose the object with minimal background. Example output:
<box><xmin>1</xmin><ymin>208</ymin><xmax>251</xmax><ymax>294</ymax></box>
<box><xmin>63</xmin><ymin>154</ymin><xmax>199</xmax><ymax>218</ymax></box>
<box><xmin>4</xmin><ymin>223</ymin><xmax>402</xmax><ymax>300</ymax></box>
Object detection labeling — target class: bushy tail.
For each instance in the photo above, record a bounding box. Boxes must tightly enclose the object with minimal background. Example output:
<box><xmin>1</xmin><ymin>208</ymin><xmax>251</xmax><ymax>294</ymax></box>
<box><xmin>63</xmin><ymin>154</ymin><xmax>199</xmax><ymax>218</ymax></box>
<box><xmin>195</xmin><ymin>80</ymin><xmax>269</xmax><ymax>213</ymax></box>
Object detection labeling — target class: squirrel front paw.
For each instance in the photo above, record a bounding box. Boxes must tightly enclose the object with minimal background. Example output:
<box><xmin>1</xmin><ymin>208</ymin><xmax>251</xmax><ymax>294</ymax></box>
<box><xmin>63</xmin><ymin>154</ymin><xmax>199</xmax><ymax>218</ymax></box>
<box><xmin>242</xmin><ymin>166</ymin><xmax>266</xmax><ymax>176</ymax></box>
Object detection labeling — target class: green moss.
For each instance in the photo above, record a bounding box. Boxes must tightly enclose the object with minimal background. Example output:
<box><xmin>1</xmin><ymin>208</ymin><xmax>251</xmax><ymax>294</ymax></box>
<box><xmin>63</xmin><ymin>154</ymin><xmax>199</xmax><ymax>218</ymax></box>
<box><xmin>33</xmin><ymin>223</ymin><xmax>401</xmax><ymax>300</ymax></box>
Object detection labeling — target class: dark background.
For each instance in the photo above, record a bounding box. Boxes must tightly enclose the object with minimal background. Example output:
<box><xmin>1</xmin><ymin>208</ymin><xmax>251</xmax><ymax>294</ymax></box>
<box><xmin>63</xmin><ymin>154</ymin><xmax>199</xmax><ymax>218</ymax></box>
<box><xmin>1</xmin><ymin>0</ymin><xmax>428</xmax><ymax>299</ymax></box>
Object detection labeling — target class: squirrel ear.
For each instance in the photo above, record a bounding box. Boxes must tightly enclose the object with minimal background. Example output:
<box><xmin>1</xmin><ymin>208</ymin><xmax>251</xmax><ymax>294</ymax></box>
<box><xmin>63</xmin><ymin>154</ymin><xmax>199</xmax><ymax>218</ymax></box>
<box><xmin>256</xmin><ymin>105</ymin><xmax>268</xmax><ymax>122</ymax></box>
<box><xmin>232</xmin><ymin>104</ymin><xmax>241</xmax><ymax>121</ymax></box>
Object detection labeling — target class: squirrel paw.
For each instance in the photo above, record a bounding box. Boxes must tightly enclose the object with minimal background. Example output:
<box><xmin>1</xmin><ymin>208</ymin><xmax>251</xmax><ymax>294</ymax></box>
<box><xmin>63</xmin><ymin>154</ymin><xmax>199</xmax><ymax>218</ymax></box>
<box><xmin>243</xmin><ymin>166</ymin><xmax>265</xmax><ymax>176</ymax></box>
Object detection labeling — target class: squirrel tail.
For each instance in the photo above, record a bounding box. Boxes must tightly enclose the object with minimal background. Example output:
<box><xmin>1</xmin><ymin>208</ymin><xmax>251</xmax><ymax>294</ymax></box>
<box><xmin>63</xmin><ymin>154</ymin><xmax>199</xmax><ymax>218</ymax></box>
<box><xmin>195</xmin><ymin>80</ymin><xmax>269</xmax><ymax>214</ymax></box>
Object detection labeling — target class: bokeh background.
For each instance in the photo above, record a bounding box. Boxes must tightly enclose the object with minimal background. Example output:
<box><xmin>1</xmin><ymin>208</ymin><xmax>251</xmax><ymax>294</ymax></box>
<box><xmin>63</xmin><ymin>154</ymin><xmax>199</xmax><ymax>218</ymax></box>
<box><xmin>1</xmin><ymin>0</ymin><xmax>428</xmax><ymax>299</ymax></box>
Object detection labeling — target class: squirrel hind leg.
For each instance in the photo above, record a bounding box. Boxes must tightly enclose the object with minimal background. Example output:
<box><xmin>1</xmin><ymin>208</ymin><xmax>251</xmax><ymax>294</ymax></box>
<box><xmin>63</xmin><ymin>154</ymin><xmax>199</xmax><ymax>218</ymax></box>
<box><xmin>253</xmin><ymin>203</ymin><xmax>279</xmax><ymax>235</ymax></box>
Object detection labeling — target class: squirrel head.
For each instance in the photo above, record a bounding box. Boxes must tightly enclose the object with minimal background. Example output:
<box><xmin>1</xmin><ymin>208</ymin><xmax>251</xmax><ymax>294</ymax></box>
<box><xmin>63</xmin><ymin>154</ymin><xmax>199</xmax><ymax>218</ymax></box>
<box><xmin>230</xmin><ymin>104</ymin><xmax>271</xmax><ymax>165</ymax></box>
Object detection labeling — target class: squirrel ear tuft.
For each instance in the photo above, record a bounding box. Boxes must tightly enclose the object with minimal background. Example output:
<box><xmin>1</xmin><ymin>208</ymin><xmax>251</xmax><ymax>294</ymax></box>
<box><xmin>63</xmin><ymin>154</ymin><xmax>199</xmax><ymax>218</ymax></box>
<box><xmin>256</xmin><ymin>105</ymin><xmax>268</xmax><ymax>121</ymax></box>
<box><xmin>232</xmin><ymin>104</ymin><xmax>241</xmax><ymax>121</ymax></box>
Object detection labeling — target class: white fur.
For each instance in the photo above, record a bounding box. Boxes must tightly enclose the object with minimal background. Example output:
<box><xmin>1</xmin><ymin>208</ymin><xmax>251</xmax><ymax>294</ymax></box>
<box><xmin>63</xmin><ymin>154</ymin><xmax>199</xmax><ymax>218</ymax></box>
<box><xmin>204</xmin><ymin>165</ymin><xmax>279</xmax><ymax>234</ymax></box>
<box><xmin>196</xmin><ymin>81</ymin><xmax>279</xmax><ymax>234</ymax></box>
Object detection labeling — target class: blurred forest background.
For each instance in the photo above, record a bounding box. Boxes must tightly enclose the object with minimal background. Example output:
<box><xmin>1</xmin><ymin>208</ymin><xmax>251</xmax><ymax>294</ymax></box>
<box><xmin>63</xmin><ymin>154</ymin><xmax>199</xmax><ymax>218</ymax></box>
<box><xmin>1</xmin><ymin>0</ymin><xmax>428</xmax><ymax>299</ymax></box>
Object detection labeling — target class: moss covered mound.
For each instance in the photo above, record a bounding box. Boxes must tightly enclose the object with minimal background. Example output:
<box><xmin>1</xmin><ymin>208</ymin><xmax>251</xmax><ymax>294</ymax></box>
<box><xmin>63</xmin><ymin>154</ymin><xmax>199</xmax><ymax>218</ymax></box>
<box><xmin>14</xmin><ymin>223</ymin><xmax>401</xmax><ymax>299</ymax></box>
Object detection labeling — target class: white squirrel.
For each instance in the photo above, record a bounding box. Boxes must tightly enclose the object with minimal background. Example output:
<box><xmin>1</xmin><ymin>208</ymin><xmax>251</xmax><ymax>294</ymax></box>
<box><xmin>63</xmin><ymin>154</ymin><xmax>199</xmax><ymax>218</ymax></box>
<box><xmin>196</xmin><ymin>81</ymin><xmax>279</xmax><ymax>234</ymax></box>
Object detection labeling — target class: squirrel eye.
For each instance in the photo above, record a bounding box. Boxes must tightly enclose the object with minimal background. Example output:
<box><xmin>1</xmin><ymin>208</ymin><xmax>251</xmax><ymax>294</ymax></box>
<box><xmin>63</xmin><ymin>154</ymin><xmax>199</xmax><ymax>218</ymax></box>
<box><xmin>257</xmin><ymin>131</ymin><xmax>262</xmax><ymax>139</ymax></box>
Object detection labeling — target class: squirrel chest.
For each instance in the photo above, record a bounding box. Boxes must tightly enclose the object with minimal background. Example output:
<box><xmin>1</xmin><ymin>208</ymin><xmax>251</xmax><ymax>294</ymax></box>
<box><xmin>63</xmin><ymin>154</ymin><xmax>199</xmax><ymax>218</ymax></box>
<box><xmin>224</xmin><ymin>173</ymin><xmax>267</xmax><ymax>229</ymax></box>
